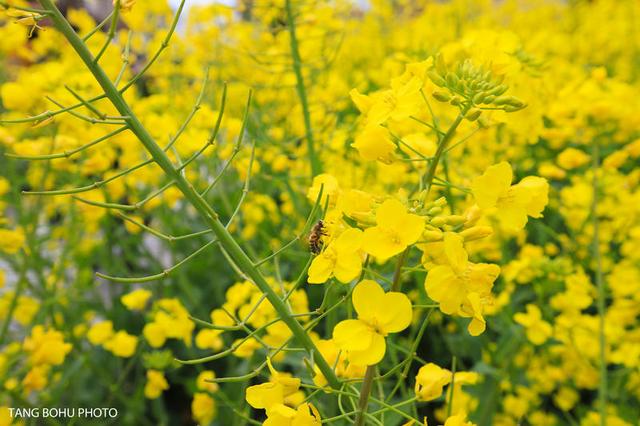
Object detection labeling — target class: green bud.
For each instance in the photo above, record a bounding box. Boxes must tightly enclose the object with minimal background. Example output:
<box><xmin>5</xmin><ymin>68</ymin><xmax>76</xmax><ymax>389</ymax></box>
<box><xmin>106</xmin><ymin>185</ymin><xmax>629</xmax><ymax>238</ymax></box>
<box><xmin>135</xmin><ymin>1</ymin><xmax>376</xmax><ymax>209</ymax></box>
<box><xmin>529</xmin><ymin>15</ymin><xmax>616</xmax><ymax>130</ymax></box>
<box><xmin>427</xmin><ymin>69</ymin><xmax>446</xmax><ymax>87</ymax></box>
<box><xmin>450</xmin><ymin>95</ymin><xmax>463</xmax><ymax>106</ymax></box>
<box><xmin>472</xmin><ymin>92</ymin><xmax>486</xmax><ymax>104</ymax></box>
<box><xmin>432</xmin><ymin>90</ymin><xmax>451</xmax><ymax>102</ymax></box>
<box><xmin>493</xmin><ymin>95</ymin><xmax>511</xmax><ymax>105</ymax></box>
<box><xmin>482</xmin><ymin>95</ymin><xmax>496</xmax><ymax>104</ymax></box>
<box><xmin>465</xmin><ymin>108</ymin><xmax>482</xmax><ymax>121</ymax></box>
<box><xmin>446</xmin><ymin>72</ymin><xmax>459</xmax><ymax>88</ymax></box>
<box><xmin>491</xmin><ymin>84</ymin><xmax>509</xmax><ymax>96</ymax></box>
<box><xmin>504</xmin><ymin>103</ymin><xmax>526</xmax><ymax>112</ymax></box>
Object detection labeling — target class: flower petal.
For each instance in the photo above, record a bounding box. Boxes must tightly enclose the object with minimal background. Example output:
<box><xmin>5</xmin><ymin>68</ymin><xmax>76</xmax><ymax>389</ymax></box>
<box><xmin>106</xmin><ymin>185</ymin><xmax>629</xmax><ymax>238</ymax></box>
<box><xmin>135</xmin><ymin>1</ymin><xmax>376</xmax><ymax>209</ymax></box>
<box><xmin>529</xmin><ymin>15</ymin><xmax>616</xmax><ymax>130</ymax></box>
<box><xmin>377</xmin><ymin>292</ymin><xmax>413</xmax><ymax>334</ymax></box>
<box><xmin>333</xmin><ymin>319</ymin><xmax>374</xmax><ymax>352</ymax></box>
<box><xmin>352</xmin><ymin>280</ymin><xmax>385</xmax><ymax>322</ymax></box>
<box><xmin>347</xmin><ymin>332</ymin><xmax>386</xmax><ymax>365</ymax></box>
<box><xmin>471</xmin><ymin>162</ymin><xmax>512</xmax><ymax>209</ymax></box>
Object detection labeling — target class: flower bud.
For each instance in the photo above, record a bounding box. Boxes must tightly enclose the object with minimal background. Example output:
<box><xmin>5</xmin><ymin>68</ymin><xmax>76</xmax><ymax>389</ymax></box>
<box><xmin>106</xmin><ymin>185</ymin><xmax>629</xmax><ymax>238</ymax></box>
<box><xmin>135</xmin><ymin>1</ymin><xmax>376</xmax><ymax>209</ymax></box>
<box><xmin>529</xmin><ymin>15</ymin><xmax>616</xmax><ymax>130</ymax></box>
<box><xmin>421</xmin><ymin>229</ymin><xmax>444</xmax><ymax>242</ymax></box>
<box><xmin>427</xmin><ymin>70</ymin><xmax>446</xmax><ymax>87</ymax></box>
<box><xmin>432</xmin><ymin>90</ymin><xmax>451</xmax><ymax>102</ymax></box>
<box><xmin>464</xmin><ymin>205</ymin><xmax>482</xmax><ymax>226</ymax></box>
<box><xmin>430</xmin><ymin>217</ymin><xmax>446</xmax><ymax>227</ymax></box>
<box><xmin>460</xmin><ymin>226</ymin><xmax>493</xmax><ymax>241</ymax></box>
<box><xmin>465</xmin><ymin>108</ymin><xmax>482</xmax><ymax>121</ymax></box>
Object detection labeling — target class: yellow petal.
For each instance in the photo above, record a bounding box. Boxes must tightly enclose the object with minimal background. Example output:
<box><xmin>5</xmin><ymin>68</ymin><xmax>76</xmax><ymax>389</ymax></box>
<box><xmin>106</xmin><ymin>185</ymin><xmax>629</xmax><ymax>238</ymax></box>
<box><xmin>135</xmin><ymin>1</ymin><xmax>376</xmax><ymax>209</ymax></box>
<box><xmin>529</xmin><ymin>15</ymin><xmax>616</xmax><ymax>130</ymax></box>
<box><xmin>333</xmin><ymin>319</ymin><xmax>374</xmax><ymax>352</ymax></box>
<box><xmin>377</xmin><ymin>291</ymin><xmax>413</xmax><ymax>334</ymax></box>
<box><xmin>362</xmin><ymin>227</ymin><xmax>405</xmax><ymax>260</ymax></box>
<box><xmin>333</xmin><ymin>251</ymin><xmax>363</xmax><ymax>283</ymax></box>
<box><xmin>443</xmin><ymin>233</ymin><xmax>468</xmax><ymax>275</ymax></box>
<box><xmin>308</xmin><ymin>252</ymin><xmax>334</xmax><ymax>284</ymax></box>
<box><xmin>376</xmin><ymin>199</ymin><xmax>406</xmax><ymax>229</ymax></box>
<box><xmin>512</xmin><ymin>176</ymin><xmax>549</xmax><ymax>218</ymax></box>
<box><xmin>246</xmin><ymin>382</ymin><xmax>284</xmax><ymax>409</ymax></box>
<box><xmin>498</xmin><ymin>203</ymin><xmax>528</xmax><ymax>230</ymax></box>
<box><xmin>352</xmin><ymin>280</ymin><xmax>385</xmax><ymax>323</ymax></box>
<box><xmin>424</xmin><ymin>265</ymin><xmax>464</xmax><ymax>315</ymax></box>
<box><xmin>333</xmin><ymin>227</ymin><xmax>363</xmax><ymax>252</ymax></box>
<box><xmin>397</xmin><ymin>212</ymin><xmax>425</xmax><ymax>247</ymax></box>
<box><xmin>471</xmin><ymin>162</ymin><xmax>512</xmax><ymax>209</ymax></box>
<box><xmin>347</xmin><ymin>332</ymin><xmax>386</xmax><ymax>365</ymax></box>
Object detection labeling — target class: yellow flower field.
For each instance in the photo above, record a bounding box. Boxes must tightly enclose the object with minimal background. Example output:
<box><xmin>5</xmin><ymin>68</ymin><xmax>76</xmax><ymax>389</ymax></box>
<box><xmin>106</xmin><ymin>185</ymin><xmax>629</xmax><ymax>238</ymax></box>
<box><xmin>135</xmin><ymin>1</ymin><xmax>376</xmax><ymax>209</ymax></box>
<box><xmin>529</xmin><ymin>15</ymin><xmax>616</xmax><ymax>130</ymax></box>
<box><xmin>0</xmin><ymin>0</ymin><xmax>639</xmax><ymax>425</ymax></box>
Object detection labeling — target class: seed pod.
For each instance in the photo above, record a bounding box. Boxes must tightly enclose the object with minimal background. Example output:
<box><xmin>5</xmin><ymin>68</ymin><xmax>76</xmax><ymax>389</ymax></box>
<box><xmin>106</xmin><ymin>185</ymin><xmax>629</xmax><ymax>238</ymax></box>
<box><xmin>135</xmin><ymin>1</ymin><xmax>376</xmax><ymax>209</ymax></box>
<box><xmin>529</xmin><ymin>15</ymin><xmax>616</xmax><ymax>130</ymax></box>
<box><xmin>465</xmin><ymin>108</ymin><xmax>482</xmax><ymax>121</ymax></box>
<box><xmin>432</xmin><ymin>90</ymin><xmax>451</xmax><ymax>102</ymax></box>
<box><xmin>427</xmin><ymin>69</ymin><xmax>446</xmax><ymax>87</ymax></box>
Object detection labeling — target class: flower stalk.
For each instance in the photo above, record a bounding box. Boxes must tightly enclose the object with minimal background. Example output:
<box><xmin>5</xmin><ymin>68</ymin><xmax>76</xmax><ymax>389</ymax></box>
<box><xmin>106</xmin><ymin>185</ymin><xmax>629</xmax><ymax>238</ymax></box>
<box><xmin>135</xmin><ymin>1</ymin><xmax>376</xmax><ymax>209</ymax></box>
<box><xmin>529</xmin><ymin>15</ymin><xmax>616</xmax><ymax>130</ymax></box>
<box><xmin>37</xmin><ymin>0</ymin><xmax>341</xmax><ymax>390</ymax></box>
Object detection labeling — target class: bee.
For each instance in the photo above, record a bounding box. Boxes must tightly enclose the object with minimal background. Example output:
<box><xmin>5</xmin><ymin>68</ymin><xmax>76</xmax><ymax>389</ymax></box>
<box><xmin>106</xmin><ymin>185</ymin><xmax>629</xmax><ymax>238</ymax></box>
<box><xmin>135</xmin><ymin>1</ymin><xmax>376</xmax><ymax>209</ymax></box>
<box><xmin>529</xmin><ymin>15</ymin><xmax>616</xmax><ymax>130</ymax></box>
<box><xmin>308</xmin><ymin>220</ymin><xmax>326</xmax><ymax>255</ymax></box>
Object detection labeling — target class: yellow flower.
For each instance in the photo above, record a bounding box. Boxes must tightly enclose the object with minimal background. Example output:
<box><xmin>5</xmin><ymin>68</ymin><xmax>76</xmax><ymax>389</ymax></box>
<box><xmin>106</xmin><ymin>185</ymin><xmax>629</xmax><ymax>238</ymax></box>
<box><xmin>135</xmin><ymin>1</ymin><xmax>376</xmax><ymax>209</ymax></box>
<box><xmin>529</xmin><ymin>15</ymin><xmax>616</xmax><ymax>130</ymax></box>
<box><xmin>424</xmin><ymin>233</ymin><xmax>499</xmax><ymax>336</ymax></box>
<box><xmin>332</xmin><ymin>280</ymin><xmax>412</xmax><ymax>365</ymax></box>
<box><xmin>87</xmin><ymin>320</ymin><xmax>114</xmax><ymax>345</ymax></box>
<box><xmin>103</xmin><ymin>331</ymin><xmax>138</xmax><ymax>358</ymax></box>
<box><xmin>444</xmin><ymin>414</ymin><xmax>476</xmax><ymax>426</ymax></box>
<box><xmin>312</xmin><ymin>339</ymin><xmax>366</xmax><ymax>387</ymax></box>
<box><xmin>114</xmin><ymin>0</ymin><xmax>136</xmax><ymax>12</ymax></box>
<box><xmin>143</xmin><ymin>322</ymin><xmax>166</xmax><ymax>348</ymax></box>
<box><xmin>196</xmin><ymin>370</ymin><xmax>219</xmax><ymax>393</ymax></box>
<box><xmin>144</xmin><ymin>370</ymin><xmax>169</xmax><ymax>399</ymax></box>
<box><xmin>306</xmin><ymin>174</ymin><xmax>340</xmax><ymax>207</ymax></box>
<box><xmin>246</xmin><ymin>358</ymin><xmax>301</xmax><ymax>410</ymax></box>
<box><xmin>362</xmin><ymin>199</ymin><xmax>424</xmax><ymax>261</ymax></box>
<box><xmin>192</xmin><ymin>393</ymin><xmax>216</xmax><ymax>425</ymax></box>
<box><xmin>22</xmin><ymin>365</ymin><xmax>50</xmax><ymax>393</ymax></box>
<box><xmin>352</xmin><ymin>125</ymin><xmax>396</xmax><ymax>163</ymax></box>
<box><xmin>23</xmin><ymin>325</ymin><xmax>72</xmax><ymax>366</ymax></box>
<box><xmin>514</xmin><ymin>304</ymin><xmax>553</xmax><ymax>345</ymax></box>
<box><xmin>0</xmin><ymin>228</ymin><xmax>25</xmax><ymax>254</ymax></box>
<box><xmin>121</xmin><ymin>288</ymin><xmax>152</xmax><ymax>311</ymax></box>
<box><xmin>557</xmin><ymin>147</ymin><xmax>590</xmax><ymax>169</ymax></box>
<box><xmin>144</xmin><ymin>298</ymin><xmax>195</xmax><ymax>347</ymax></box>
<box><xmin>414</xmin><ymin>363</ymin><xmax>451</xmax><ymax>401</ymax></box>
<box><xmin>471</xmin><ymin>162</ymin><xmax>549</xmax><ymax>231</ymax></box>
<box><xmin>195</xmin><ymin>329</ymin><xmax>224</xmax><ymax>351</ymax></box>
<box><xmin>264</xmin><ymin>403</ymin><xmax>322</xmax><ymax>426</ymax></box>
<box><xmin>308</xmin><ymin>227</ymin><xmax>363</xmax><ymax>284</ymax></box>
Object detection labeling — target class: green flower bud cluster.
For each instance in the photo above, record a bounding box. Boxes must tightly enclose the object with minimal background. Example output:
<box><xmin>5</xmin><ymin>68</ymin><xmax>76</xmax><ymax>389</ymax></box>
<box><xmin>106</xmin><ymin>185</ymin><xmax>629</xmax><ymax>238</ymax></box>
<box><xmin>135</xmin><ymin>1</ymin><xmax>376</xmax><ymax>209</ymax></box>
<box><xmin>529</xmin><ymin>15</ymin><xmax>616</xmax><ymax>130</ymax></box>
<box><xmin>427</xmin><ymin>54</ymin><xmax>527</xmax><ymax>120</ymax></box>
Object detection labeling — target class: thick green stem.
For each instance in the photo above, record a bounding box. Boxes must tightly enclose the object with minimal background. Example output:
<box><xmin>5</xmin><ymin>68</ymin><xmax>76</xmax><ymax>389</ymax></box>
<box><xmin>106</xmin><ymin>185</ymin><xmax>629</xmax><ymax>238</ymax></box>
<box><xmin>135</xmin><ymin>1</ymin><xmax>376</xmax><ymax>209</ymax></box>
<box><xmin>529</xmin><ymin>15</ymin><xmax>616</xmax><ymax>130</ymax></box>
<box><xmin>591</xmin><ymin>139</ymin><xmax>607</xmax><ymax>426</ymax></box>
<box><xmin>37</xmin><ymin>0</ymin><xmax>340</xmax><ymax>390</ymax></box>
<box><xmin>423</xmin><ymin>111</ymin><xmax>465</xmax><ymax>193</ymax></box>
<box><xmin>355</xmin><ymin>365</ymin><xmax>376</xmax><ymax>426</ymax></box>
<box><xmin>285</xmin><ymin>0</ymin><xmax>321</xmax><ymax>179</ymax></box>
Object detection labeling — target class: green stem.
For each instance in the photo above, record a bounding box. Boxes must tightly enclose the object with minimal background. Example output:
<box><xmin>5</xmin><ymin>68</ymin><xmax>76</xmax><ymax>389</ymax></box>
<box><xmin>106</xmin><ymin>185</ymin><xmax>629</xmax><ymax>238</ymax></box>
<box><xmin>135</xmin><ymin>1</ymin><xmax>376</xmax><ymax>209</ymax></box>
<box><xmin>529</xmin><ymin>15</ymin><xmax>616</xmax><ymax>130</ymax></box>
<box><xmin>285</xmin><ymin>0</ymin><xmax>321</xmax><ymax>178</ymax></box>
<box><xmin>36</xmin><ymin>0</ymin><xmax>341</xmax><ymax>390</ymax></box>
<box><xmin>422</xmin><ymin>111</ymin><xmax>466</xmax><ymax>193</ymax></box>
<box><xmin>446</xmin><ymin>356</ymin><xmax>457</xmax><ymax>417</ymax></box>
<box><xmin>591</xmin><ymin>139</ymin><xmax>607</xmax><ymax>426</ymax></box>
<box><xmin>391</xmin><ymin>248</ymin><xmax>409</xmax><ymax>292</ymax></box>
<box><xmin>354</xmin><ymin>366</ymin><xmax>376</xmax><ymax>426</ymax></box>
